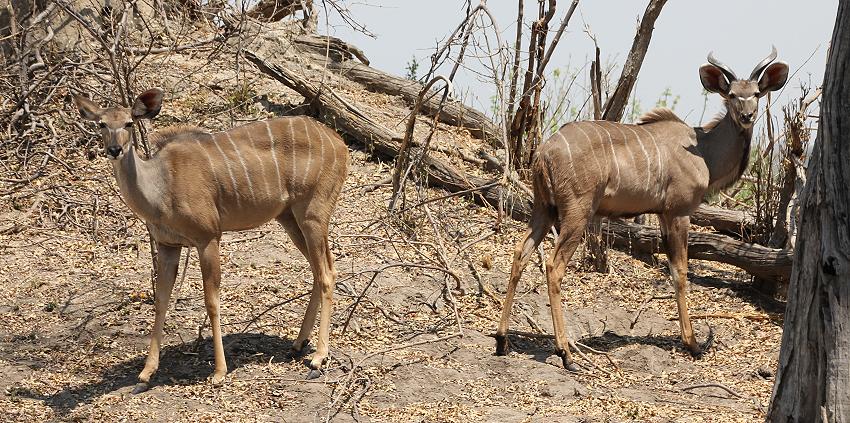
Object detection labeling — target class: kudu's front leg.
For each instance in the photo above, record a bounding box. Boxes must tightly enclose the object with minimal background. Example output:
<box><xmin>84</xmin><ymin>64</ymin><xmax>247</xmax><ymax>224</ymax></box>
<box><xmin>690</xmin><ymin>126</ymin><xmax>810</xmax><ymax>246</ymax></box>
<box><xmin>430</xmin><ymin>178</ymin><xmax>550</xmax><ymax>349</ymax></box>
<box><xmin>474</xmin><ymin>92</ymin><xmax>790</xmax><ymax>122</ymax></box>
<box><xmin>198</xmin><ymin>238</ymin><xmax>228</xmax><ymax>384</ymax></box>
<box><xmin>660</xmin><ymin>214</ymin><xmax>701</xmax><ymax>355</ymax></box>
<box><xmin>135</xmin><ymin>243</ymin><xmax>181</xmax><ymax>393</ymax></box>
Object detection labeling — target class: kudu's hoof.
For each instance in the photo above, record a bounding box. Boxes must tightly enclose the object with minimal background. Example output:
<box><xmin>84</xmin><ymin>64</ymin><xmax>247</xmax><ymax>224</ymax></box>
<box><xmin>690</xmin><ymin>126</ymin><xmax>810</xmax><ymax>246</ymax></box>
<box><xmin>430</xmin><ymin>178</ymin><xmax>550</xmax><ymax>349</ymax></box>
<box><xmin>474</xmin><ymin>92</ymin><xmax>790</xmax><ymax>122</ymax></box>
<box><xmin>494</xmin><ymin>334</ymin><xmax>509</xmax><ymax>356</ymax></box>
<box><xmin>557</xmin><ymin>349</ymin><xmax>581</xmax><ymax>373</ymax></box>
<box><xmin>305</xmin><ymin>369</ymin><xmax>323</xmax><ymax>380</ymax></box>
<box><xmin>689</xmin><ymin>326</ymin><xmax>716</xmax><ymax>359</ymax></box>
<box><xmin>291</xmin><ymin>339</ymin><xmax>311</xmax><ymax>356</ymax></box>
<box><xmin>131</xmin><ymin>382</ymin><xmax>151</xmax><ymax>394</ymax></box>
<box><xmin>210</xmin><ymin>373</ymin><xmax>227</xmax><ymax>386</ymax></box>
<box><xmin>564</xmin><ymin>362</ymin><xmax>582</xmax><ymax>373</ymax></box>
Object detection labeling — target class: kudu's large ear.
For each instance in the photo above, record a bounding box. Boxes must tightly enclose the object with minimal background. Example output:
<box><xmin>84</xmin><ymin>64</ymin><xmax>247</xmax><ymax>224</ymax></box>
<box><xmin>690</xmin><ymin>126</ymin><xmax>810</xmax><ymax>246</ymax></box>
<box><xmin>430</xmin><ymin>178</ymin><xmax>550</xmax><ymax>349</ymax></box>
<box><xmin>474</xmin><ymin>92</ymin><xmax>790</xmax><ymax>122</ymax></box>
<box><xmin>699</xmin><ymin>64</ymin><xmax>730</xmax><ymax>95</ymax></box>
<box><xmin>132</xmin><ymin>88</ymin><xmax>164</xmax><ymax>120</ymax></box>
<box><xmin>757</xmin><ymin>61</ymin><xmax>789</xmax><ymax>95</ymax></box>
<box><xmin>72</xmin><ymin>94</ymin><xmax>102</xmax><ymax>121</ymax></box>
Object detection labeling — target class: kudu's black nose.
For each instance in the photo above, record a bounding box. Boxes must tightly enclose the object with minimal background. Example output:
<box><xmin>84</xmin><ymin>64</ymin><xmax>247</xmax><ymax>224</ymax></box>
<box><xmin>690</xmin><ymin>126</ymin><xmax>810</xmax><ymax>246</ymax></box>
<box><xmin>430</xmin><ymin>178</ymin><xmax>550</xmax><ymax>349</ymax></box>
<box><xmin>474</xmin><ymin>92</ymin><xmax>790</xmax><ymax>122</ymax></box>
<box><xmin>741</xmin><ymin>112</ymin><xmax>755</xmax><ymax>123</ymax></box>
<box><xmin>106</xmin><ymin>145</ymin><xmax>122</xmax><ymax>158</ymax></box>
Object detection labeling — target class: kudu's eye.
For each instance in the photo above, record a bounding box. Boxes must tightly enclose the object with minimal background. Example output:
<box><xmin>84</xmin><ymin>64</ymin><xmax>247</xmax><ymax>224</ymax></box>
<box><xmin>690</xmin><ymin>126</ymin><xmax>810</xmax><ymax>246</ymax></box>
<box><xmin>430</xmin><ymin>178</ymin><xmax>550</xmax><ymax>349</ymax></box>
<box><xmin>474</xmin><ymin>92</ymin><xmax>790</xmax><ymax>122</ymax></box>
<box><xmin>124</xmin><ymin>122</ymin><xmax>133</xmax><ymax>128</ymax></box>
<box><xmin>98</xmin><ymin>122</ymin><xmax>107</xmax><ymax>129</ymax></box>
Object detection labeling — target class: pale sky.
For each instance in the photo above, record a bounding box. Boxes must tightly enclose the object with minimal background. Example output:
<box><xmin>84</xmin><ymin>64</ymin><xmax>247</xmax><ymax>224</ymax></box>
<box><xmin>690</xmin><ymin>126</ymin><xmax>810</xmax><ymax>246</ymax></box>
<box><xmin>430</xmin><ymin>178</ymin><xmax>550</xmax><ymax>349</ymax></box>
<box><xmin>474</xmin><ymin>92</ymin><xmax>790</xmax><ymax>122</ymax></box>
<box><xmin>321</xmin><ymin>1</ymin><xmax>837</xmax><ymax>128</ymax></box>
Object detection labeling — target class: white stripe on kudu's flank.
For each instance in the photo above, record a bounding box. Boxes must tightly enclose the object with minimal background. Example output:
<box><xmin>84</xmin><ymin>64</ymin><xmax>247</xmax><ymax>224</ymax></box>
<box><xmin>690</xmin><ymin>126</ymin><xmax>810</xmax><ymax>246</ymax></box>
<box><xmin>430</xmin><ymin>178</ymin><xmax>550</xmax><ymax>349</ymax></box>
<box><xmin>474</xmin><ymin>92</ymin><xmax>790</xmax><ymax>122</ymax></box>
<box><xmin>608</xmin><ymin>123</ymin><xmax>641</xmax><ymax>179</ymax></box>
<box><xmin>571</xmin><ymin>123</ymin><xmax>601</xmax><ymax>174</ymax></box>
<box><xmin>195</xmin><ymin>139</ymin><xmax>227</xmax><ymax>212</ymax></box>
<box><xmin>245</xmin><ymin>125</ymin><xmax>271</xmax><ymax>199</ymax></box>
<box><xmin>624</xmin><ymin>126</ymin><xmax>652</xmax><ymax>187</ymax></box>
<box><xmin>555</xmin><ymin>131</ymin><xmax>579</xmax><ymax>182</ymax></box>
<box><xmin>302</xmin><ymin>119</ymin><xmax>313</xmax><ymax>187</ymax></box>
<box><xmin>264</xmin><ymin>121</ymin><xmax>284</xmax><ymax>198</ymax></box>
<box><xmin>225</xmin><ymin>132</ymin><xmax>255</xmax><ymax>201</ymax></box>
<box><xmin>594</xmin><ymin>123</ymin><xmax>621</xmax><ymax>191</ymax></box>
<box><xmin>316</xmin><ymin>123</ymin><xmax>326</xmax><ymax>180</ymax></box>
<box><xmin>637</xmin><ymin>125</ymin><xmax>665</xmax><ymax>194</ymax></box>
<box><xmin>326</xmin><ymin>125</ymin><xmax>338</xmax><ymax>174</ymax></box>
<box><xmin>212</xmin><ymin>133</ymin><xmax>242</xmax><ymax>206</ymax></box>
<box><xmin>289</xmin><ymin>118</ymin><xmax>297</xmax><ymax>185</ymax></box>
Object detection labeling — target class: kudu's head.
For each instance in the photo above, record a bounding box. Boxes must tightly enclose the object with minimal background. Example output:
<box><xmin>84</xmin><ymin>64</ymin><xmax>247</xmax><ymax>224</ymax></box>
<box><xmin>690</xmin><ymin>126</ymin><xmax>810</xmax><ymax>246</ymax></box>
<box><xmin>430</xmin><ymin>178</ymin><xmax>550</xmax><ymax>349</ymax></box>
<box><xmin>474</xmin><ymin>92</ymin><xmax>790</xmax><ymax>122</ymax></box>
<box><xmin>698</xmin><ymin>47</ymin><xmax>789</xmax><ymax>129</ymax></box>
<box><xmin>72</xmin><ymin>88</ymin><xmax>163</xmax><ymax>160</ymax></box>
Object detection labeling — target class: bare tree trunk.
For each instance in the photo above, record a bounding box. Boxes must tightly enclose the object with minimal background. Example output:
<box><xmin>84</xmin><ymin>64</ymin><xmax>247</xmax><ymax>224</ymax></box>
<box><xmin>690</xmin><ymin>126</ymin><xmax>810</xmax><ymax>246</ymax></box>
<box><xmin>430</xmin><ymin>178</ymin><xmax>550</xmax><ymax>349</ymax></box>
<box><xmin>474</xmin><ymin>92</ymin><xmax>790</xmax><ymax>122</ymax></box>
<box><xmin>601</xmin><ymin>0</ymin><xmax>667</xmax><ymax>121</ymax></box>
<box><xmin>769</xmin><ymin>89</ymin><xmax>819</xmax><ymax>249</ymax></box>
<box><xmin>767</xmin><ymin>3</ymin><xmax>850</xmax><ymax>421</ymax></box>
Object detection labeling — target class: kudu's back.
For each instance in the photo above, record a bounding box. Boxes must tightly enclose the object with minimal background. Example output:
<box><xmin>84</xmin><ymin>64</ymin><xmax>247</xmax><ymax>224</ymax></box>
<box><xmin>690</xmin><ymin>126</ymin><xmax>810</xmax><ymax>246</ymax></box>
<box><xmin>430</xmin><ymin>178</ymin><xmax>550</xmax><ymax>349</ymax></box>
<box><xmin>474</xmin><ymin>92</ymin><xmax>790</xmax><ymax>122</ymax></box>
<box><xmin>532</xmin><ymin>111</ymin><xmax>710</xmax><ymax>219</ymax></box>
<box><xmin>158</xmin><ymin>115</ymin><xmax>349</xmax><ymax>232</ymax></box>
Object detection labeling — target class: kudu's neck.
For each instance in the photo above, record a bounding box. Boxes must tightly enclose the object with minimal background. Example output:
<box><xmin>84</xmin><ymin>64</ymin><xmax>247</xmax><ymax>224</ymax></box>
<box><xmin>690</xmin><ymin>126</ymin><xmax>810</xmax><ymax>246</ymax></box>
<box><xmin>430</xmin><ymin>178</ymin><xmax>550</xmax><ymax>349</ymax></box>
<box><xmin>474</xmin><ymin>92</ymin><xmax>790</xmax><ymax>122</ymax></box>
<box><xmin>111</xmin><ymin>143</ymin><xmax>167</xmax><ymax>221</ymax></box>
<box><xmin>696</xmin><ymin>112</ymin><xmax>753</xmax><ymax>191</ymax></box>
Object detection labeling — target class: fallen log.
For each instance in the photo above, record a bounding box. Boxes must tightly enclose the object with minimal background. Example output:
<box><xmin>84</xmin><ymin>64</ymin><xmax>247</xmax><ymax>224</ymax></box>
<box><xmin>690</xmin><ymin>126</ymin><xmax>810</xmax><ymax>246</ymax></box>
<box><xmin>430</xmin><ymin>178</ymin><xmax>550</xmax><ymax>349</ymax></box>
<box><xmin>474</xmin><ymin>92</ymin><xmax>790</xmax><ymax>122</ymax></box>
<box><xmin>244</xmin><ymin>50</ymin><xmax>532</xmax><ymax>221</ymax></box>
<box><xmin>690</xmin><ymin>204</ymin><xmax>756</xmax><ymax>238</ymax></box>
<box><xmin>287</xmin><ymin>34</ymin><xmax>499</xmax><ymax>144</ymax></box>
<box><xmin>602</xmin><ymin>219</ymin><xmax>792</xmax><ymax>281</ymax></box>
<box><xmin>291</xmin><ymin>34</ymin><xmax>371</xmax><ymax>66</ymax></box>
<box><xmin>247</xmin><ymin>0</ymin><xmax>302</xmax><ymax>22</ymax></box>
<box><xmin>245</xmin><ymin>50</ymin><xmax>791</xmax><ymax>283</ymax></box>
<box><xmin>325</xmin><ymin>60</ymin><xmax>502</xmax><ymax>146</ymax></box>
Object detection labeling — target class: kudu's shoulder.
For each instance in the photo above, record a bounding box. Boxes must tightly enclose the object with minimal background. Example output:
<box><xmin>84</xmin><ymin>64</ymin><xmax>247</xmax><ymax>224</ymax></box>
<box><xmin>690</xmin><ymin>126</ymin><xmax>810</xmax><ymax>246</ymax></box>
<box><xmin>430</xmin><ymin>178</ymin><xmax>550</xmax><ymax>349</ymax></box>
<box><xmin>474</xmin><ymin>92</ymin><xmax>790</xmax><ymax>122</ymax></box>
<box><xmin>635</xmin><ymin>107</ymin><xmax>685</xmax><ymax>125</ymax></box>
<box><xmin>149</xmin><ymin>125</ymin><xmax>211</xmax><ymax>154</ymax></box>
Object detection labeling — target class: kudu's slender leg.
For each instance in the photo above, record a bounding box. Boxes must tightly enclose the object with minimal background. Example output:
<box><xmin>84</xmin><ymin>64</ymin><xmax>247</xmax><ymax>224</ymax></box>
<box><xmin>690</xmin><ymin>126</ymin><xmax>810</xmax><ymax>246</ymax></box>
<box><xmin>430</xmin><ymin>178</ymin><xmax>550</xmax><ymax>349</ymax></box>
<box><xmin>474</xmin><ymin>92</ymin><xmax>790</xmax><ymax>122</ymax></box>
<box><xmin>297</xmin><ymin>215</ymin><xmax>335</xmax><ymax>376</ymax></box>
<box><xmin>135</xmin><ymin>243</ymin><xmax>181</xmax><ymax>392</ymax></box>
<box><xmin>198</xmin><ymin>238</ymin><xmax>228</xmax><ymax>384</ymax></box>
<box><xmin>545</xmin><ymin>215</ymin><xmax>587</xmax><ymax>372</ymax></box>
<box><xmin>659</xmin><ymin>214</ymin><xmax>700</xmax><ymax>354</ymax></box>
<box><xmin>495</xmin><ymin>205</ymin><xmax>553</xmax><ymax>355</ymax></box>
<box><xmin>277</xmin><ymin>211</ymin><xmax>319</xmax><ymax>355</ymax></box>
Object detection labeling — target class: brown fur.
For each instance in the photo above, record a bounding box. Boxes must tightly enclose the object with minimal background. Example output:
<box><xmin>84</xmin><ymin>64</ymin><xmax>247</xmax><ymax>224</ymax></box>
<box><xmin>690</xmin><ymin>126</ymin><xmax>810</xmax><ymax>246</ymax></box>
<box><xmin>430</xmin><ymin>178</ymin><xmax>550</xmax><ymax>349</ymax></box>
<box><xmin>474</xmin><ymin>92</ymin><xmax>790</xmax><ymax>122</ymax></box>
<box><xmin>495</xmin><ymin>51</ymin><xmax>788</xmax><ymax>368</ymax></box>
<box><xmin>148</xmin><ymin>125</ymin><xmax>209</xmax><ymax>151</ymax></box>
<box><xmin>73</xmin><ymin>90</ymin><xmax>349</xmax><ymax>388</ymax></box>
<box><xmin>636</xmin><ymin>107</ymin><xmax>685</xmax><ymax>125</ymax></box>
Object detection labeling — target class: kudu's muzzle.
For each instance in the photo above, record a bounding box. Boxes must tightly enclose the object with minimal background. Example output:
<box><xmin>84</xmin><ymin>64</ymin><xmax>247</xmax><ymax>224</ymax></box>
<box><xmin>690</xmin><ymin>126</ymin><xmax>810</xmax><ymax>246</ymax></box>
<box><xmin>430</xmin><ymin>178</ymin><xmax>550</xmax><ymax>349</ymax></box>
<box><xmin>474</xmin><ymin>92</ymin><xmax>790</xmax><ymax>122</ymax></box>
<box><xmin>106</xmin><ymin>144</ymin><xmax>122</xmax><ymax>159</ymax></box>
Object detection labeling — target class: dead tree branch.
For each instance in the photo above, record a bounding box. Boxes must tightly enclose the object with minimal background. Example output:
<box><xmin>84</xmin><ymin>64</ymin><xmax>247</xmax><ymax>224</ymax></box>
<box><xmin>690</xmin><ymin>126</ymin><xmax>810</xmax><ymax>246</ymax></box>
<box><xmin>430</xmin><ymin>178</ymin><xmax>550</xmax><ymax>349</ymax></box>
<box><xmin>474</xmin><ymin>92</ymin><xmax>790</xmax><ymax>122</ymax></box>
<box><xmin>601</xmin><ymin>0</ymin><xmax>668</xmax><ymax>121</ymax></box>
<box><xmin>244</xmin><ymin>50</ymin><xmax>532</xmax><ymax>220</ymax></box>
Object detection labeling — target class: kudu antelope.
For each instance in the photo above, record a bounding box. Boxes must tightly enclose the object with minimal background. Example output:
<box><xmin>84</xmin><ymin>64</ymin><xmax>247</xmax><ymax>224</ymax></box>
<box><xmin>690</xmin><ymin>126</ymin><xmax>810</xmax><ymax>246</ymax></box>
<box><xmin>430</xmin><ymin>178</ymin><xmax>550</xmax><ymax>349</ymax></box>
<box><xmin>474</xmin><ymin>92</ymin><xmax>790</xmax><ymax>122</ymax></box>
<box><xmin>495</xmin><ymin>48</ymin><xmax>788</xmax><ymax>370</ymax></box>
<box><xmin>73</xmin><ymin>88</ymin><xmax>349</xmax><ymax>390</ymax></box>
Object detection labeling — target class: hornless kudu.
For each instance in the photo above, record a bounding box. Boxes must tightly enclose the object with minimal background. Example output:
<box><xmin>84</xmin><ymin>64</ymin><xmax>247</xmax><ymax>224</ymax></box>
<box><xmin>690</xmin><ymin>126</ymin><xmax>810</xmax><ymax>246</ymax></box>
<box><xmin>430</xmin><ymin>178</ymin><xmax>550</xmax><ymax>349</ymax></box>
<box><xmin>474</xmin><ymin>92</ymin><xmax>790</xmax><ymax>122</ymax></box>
<box><xmin>73</xmin><ymin>88</ymin><xmax>349</xmax><ymax>390</ymax></box>
<box><xmin>495</xmin><ymin>48</ymin><xmax>789</xmax><ymax>370</ymax></box>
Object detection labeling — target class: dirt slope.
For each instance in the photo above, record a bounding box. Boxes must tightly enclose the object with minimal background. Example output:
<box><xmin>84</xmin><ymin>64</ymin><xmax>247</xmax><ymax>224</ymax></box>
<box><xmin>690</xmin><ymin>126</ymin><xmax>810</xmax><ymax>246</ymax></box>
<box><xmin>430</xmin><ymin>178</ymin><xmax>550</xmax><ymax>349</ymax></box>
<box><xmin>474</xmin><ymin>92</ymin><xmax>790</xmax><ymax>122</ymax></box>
<box><xmin>0</xmin><ymin>19</ymin><xmax>784</xmax><ymax>423</ymax></box>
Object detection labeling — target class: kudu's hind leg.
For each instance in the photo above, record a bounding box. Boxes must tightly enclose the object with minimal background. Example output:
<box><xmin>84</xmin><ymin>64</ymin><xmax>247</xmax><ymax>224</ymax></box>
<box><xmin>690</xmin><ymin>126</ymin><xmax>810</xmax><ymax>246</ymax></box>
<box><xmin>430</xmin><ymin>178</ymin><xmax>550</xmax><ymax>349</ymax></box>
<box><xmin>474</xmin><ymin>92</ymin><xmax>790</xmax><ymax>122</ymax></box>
<box><xmin>298</xmin><ymin>216</ymin><xmax>336</xmax><ymax>377</ymax></box>
<box><xmin>659</xmin><ymin>214</ymin><xmax>700</xmax><ymax>355</ymax></box>
<box><xmin>495</xmin><ymin>206</ymin><xmax>553</xmax><ymax>355</ymax></box>
<box><xmin>136</xmin><ymin>243</ymin><xmax>181</xmax><ymax>393</ymax></box>
<box><xmin>198</xmin><ymin>238</ymin><xmax>228</xmax><ymax>385</ymax></box>
<box><xmin>545</xmin><ymin>218</ymin><xmax>587</xmax><ymax>372</ymax></box>
<box><xmin>277</xmin><ymin>211</ymin><xmax>320</xmax><ymax>355</ymax></box>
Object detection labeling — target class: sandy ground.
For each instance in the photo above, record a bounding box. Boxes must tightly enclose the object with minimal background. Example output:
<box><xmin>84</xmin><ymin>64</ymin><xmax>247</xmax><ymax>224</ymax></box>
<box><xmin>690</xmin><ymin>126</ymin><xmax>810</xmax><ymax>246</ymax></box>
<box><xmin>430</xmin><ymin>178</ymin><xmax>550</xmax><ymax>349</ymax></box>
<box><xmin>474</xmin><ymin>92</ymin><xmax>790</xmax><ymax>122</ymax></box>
<box><xmin>0</xmin><ymin>145</ymin><xmax>785</xmax><ymax>422</ymax></box>
<box><xmin>0</xmin><ymin>21</ymin><xmax>786</xmax><ymax>421</ymax></box>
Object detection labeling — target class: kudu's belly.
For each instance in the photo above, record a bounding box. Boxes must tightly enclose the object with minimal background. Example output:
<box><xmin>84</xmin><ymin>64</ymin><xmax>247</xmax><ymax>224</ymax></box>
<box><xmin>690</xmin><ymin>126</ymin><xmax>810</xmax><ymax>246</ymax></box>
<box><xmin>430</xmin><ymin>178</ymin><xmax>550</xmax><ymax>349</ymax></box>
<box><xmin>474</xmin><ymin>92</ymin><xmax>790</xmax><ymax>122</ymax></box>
<box><xmin>219</xmin><ymin>196</ymin><xmax>289</xmax><ymax>232</ymax></box>
<box><xmin>596</xmin><ymin>177</ymin><xmax>667</xmax><ymax>217</ymax></box>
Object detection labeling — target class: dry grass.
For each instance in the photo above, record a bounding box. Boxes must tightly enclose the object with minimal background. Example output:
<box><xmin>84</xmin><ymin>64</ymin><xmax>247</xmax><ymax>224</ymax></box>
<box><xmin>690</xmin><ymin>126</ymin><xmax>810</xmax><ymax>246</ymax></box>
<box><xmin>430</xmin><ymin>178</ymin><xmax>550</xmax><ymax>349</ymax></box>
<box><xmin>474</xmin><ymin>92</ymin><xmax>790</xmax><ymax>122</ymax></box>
<box><xmin>0</xmin><ymin>20</ymin><xmax>784</xmax><ymax>423</ymax></box>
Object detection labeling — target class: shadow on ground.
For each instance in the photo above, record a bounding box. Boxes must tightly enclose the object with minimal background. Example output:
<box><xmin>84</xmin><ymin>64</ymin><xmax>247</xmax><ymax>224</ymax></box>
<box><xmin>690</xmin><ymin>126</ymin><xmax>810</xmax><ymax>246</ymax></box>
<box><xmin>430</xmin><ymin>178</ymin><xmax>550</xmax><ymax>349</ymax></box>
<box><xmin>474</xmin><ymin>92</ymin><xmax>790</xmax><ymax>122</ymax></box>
<box><xmin>17</xmin><ymin>332</ymin><xmax>302</xmax><ymax>415</ymax></box>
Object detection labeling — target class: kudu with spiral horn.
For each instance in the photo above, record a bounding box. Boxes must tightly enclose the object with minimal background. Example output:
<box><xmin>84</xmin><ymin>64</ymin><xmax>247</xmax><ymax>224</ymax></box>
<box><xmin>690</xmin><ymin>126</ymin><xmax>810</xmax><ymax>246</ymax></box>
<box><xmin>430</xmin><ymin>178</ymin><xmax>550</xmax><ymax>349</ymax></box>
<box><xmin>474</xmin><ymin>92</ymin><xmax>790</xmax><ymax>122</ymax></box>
<box><xmin>494</xmin><ymin>48</ymin><xmax>788</xmax><ymax>370</ymax></box>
